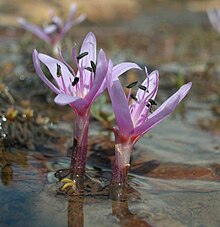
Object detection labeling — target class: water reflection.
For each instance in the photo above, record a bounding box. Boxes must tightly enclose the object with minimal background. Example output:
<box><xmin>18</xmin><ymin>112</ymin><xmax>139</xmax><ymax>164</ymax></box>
<box><xmin>0</xmin><ymin>146</ymin><xmax>28</xmax><ymax>185</ymax></box>
<box><xmin>1</xmin><ymin>164</ymin><xmax>13</xmax><ymax>185</ymax></box>
<box><xmin>112</xmin><ymin>200</ymin><xmax>151</xmax><ymax>227</ymax></box>
<box><xmin>68</xmin><ymin>197</ymin><xmax>84</xmax><ymax>227</ymax></box>
<box><xmin>67</xmin><ymin>194</ymin><xmax>151</xmax><ymax>227</ymax></box>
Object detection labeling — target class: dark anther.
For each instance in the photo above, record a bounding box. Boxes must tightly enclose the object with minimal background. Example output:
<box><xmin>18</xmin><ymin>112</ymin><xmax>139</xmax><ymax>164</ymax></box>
<box><xmin>85</xmin><ymin>67</ymin><xmax>93</xmax><ymax>72</ymax></box>
<box><xmin>56</xmin><ymin>64</ymin><xmax>61</xmax><ymax>77</ymax></box>
<box><xmin>146</xmin><ymin>103</ymin><xmax>153</xmax><ymax>113</ymax></box>
<box><xmin>76</xmin><ymin>52</ymin><xmax>89</xmax><ymax>60</ymax></box>
<box><xmin>138</xmin><ymin>85</ymin><xmax>148</xmax><ymax>92</ymax></box>
<box><xmin>126</xmin><ymin>81</ymin><xmax>138</xmax><ymax>89</ymax></box>
<box><xmin>146</xmin><ymin>99</ymin><xmax>157</xmax><ymax>113</ymax></box>
<box><xmin>149</xmin><ymin>99</ymin><xmax>157</xmax><ymax>106</ymax></box>
<box><xmin>90</xmin><ymin>61</ymin><xmax>96</xmax><ymax>72</ymax></box>
<box><xmin>72</xmin><ymin>77</ymin><xmax>79</xmax><ymax>86</ymax></box>
<box><xmin>130</xmin><ymin>94</ymin><xmax>137</xmax><ymax>101</ymax></box>
<box><xmin>49</xmin><ymin>22</ymin><xmax>59</xmax><ymax>32</ymax></box>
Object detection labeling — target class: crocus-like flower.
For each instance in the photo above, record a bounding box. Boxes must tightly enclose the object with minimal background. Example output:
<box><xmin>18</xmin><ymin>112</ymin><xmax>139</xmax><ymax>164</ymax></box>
<box><xmin>207</xmin><ymin>9</ymin><xmax>220</xmax><ymax>33</ymax></box>
<box><xmin>32</xmin><ymin>32</ymin><xmax>140</xmax><ymax>185</ymax></box>
<box><xmin>107</xmin><ymin>62</ymin><xmax>192</xmax><ymax>187</ymax></box>
<box><xmin>17</xmin><ymin>3</ymin><xmax>86</xmax><ymax>54</ymax></box>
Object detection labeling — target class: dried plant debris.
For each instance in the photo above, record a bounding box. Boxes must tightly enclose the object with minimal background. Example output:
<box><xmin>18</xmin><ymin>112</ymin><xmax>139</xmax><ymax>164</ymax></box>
<box><xmin>0</xmin><ymin>107</ymin><xmax>70</xmax><ymax>152</ymax></box>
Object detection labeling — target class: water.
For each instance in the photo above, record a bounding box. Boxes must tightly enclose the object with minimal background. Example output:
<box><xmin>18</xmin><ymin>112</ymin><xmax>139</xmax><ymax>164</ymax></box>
<box><xmin>1</xmin><ymin>0</ymin><xmax>220</xmax><ymax>226</ymax></box>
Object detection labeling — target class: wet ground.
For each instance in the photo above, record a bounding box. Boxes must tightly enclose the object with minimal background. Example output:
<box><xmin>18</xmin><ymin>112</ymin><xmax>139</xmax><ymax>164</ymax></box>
<box><xmin>0</xmin><ymin>0</ymin><xmax>220</xmax><ymax>226</ymax></box>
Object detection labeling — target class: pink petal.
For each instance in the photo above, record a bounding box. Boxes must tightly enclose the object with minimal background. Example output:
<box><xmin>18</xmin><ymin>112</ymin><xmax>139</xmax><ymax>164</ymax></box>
<box><xmin>32</xmin><ymin>49</ymin><xmax>60</xmax><ymax>94</ymax></box>
<box><xmin>44</xmin><ymin>24</ymin><xmax>57</xmax><ymax>34</ymax></box>
<box><xmin>61</xmin><ymin>14</ymin><xmax>86</xmax><ymax>37</ymax></box>
<box><xmin>134</xmin><ymin>82</ymin><xmax>192</xmax><ymax>136</ymax></box>
<box><xmin>57</xmin><ymin>48</ymin><xmax>76</xmax><ymax>76</ymax></box>
<box><xmin>98</xmin><ymin>62</ymin><xmax>141</xmax><ymax>95</ymax></box>
<box><xmin>112</xmin><ymin>62</ymin><xmax>141</xmax><ymax>80</ymax></box>
<box><xmin>54</xmin><ymin>93</ymin><xmax>80</xmax><ymax>105</ymax></box>
<box><xmin>55</xmin><ymin>94</ymin><xmax>88</xmax><ymax>114</ymax></box>
<box><xmin>76</xmin><ymin>32</ymin><xmax>97</xmax><ymax>89</ymax></box>
<box><xmin>17</xmin><ymin>17</ymin><xmax>51</xmax><ymax>43</ymax></box>
<box><xmin>107</xmin><ymin>60</ymin><xmax>134</xmax><ymax>136</ymax></box>
<box><xmin>136</xmin><ymin>68</ymin><xmax>149</xmax><ymax>100</ymax></box>
<box><xmin>207</xmin><ymin>9</ymin><xmax>220</xmax><ymax>33</ymax></box>
<box><xmin>131</xmin><ymin>70</ymin><xmax>159</xmax><ymax>124</ymax></box>
<box><xmin>38</xmin><ymin>53</ymin><xmax>73</xmax><ymax>92</ymax></box>
<box><xmin>138</xmin><ymin>69</ymin><xmax>159</xmax><ymax>101</ymax></box>
<box><xmin>67</xmin><ymin>3</ymin><xmax>77</xmax><ymax>23</ymax></box>
<box><xmin>85</xmin><ymin>49</ymin><xmax>108</xmax><ymax>104</ymax></box>
<box><xmin>79</xmin><ymin>32</ymin><xmax>96</xmax><ymax>67</ymax></box>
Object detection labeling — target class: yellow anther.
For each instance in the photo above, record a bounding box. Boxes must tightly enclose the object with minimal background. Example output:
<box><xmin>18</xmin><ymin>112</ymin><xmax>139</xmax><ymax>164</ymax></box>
<box><xmin>61</xmin><ymin>178</ymin><xmax>74</xmax><ymax>183</ymax></box>
<box><xmin>61</xmin><ymin>182</ymin><xmax>76</xmax><ymax>191</ymax></box>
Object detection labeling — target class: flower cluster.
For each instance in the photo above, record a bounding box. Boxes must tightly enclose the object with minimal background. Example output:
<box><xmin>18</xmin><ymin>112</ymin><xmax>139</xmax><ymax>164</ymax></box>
<box><xmin>28</xmin><ymin>3</ymin><xmax>192</xmax><ymax>192</ymax></box>
<box><xmin>33</xmin><ymin>31</ymin><xmax>191</xmax><ymax>189</ymax></box>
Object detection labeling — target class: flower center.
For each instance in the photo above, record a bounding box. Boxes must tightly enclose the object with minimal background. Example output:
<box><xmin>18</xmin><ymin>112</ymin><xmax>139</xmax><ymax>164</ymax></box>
<box><xmin>126</xmin><ymin>81</ymin><xmax>157</xmax><ymax>126</ymax></box>
<box><xmin>55</xmin><ymin>51</ymin><xmax>97</xmax><ymax>98</ymax></box>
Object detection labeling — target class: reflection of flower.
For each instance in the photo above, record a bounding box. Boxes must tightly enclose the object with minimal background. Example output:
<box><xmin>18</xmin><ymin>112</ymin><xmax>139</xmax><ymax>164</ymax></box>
<box><xmin>33</xmin><ymin>32</ymin><xmax>140</xmax><ymax>181</ymax></box>
<box><xmin>17</xmin><ymin>3</ymin><xmax>86</xmax><ymax>52</ymax></box>
<box><xmin>207</xmin><ymin>9</ymin><xmax>220</xmax><ymax>33</ymax></box>
<box><xmin>107</xmin><ymin>64</ymin><xmax>192</xmax><ymax>185</ymax></box>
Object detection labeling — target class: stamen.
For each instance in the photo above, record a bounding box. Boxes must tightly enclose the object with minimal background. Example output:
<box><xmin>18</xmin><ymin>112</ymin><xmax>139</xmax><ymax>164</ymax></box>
<box><xmin>146</xmin><ymin>99</ymin><xmax>157</xmax><ymax>113</ymax></box>
<box><xmin>76</xmin><ymin>52</ymin><xmax>89</xmax><ymax>60</ymax></box>
<box><xmin>72</xmin><ymin>77</ymin><xmax>79</xmax><ymax>86</ymax></box>
<box><xmin>85</xmin><ymin>67</ymin><xmax>93</xmax><ymax>72</ymax></box>
<box><xmin>56</xmin><ymin>64</ymin><xmax>61</xmax><ymax>77</ymax></box>
<box><xmin>138</xmin><ymin>85</ymin><xmax>148</xmax><ymax>92</ymax></box>
<box><xmin>149</xmin><ymin>99</ymin><xmax>157</xmax><ymax>106</ymax></box>
<box><xmin>130</xmin><ymin>94</ymin><xmax>137</xmax><ymax>101</ymax></box>
<box><xmin>51</xmin><ymin>22</ymin><xmax>59</xmax><ymax>31</ymax></box>
<box><xmin>58</xmin><ymin>48</ymin><xmax>76</xmax><ymax>77</ymax></box>
<box><xmin>126</xmin><ymin>81</ymin><xmax>138</xmax><ymax>89</ymax></box>
<box><xmin>90</xmin><ymin>61</ymin><xmax>96</xmax><ymax>72</ymax></box>
<box><xmin>146</xmin><ymin>103</ymin><xmax>153</xmax><ymax>113</ymax></box>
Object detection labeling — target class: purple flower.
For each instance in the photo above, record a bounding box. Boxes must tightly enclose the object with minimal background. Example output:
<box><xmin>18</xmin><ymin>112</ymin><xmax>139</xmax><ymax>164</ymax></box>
<box><xmin>33</xmin><ymin>32</ymin><xmax>140</xmax><ymax>183</ymax></box>
<box><xmin>107</xmin><ymin>62</ymin><xmax>192</xmax><ymax>186</ymax></box>
<box><xmin>17</xmin><ymin>3</ymin><xmax>86</xmax><ymax>49</ymax></box>
<box><xmin>207</xmin><ymin>9</ymin><xmax>220</xmax><ymax>33</ymax></box>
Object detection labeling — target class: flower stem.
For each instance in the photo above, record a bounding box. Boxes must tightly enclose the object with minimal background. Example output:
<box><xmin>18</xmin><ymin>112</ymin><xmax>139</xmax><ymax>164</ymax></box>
<box><xmin>52</xmin><ymin>41</ymin><xmax>61</xmax><ymax>58</ymax></box>
<box><xmin>70</xmin><ymin>110</ymin><xmax>90</xmax><ymax>179</ymax></box>
<box><xmin>109</xmin><ymin>143</ymin><xmax>133</xmax><ymax>200</ymax></box>
<box><xmin>111</xmin><ymin>143</ymin><xmax>133</xmax><ymax>186</ymax></box>
<box><xmin>112</xmin><ymin>144</ymin><xmax>132</xmax><ymax>185</ymax></box>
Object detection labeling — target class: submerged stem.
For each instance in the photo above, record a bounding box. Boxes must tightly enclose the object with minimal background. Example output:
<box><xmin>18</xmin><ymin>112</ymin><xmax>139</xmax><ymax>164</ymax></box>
<box><xmin>110</xmin><ymin>143</ymin><xmax>133</xmax><ymax>200</ymax></box>
<box><xmin>111</xmin><ymin>143</ymin><xmax>133</xmax><ymax>183</ymax></box>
